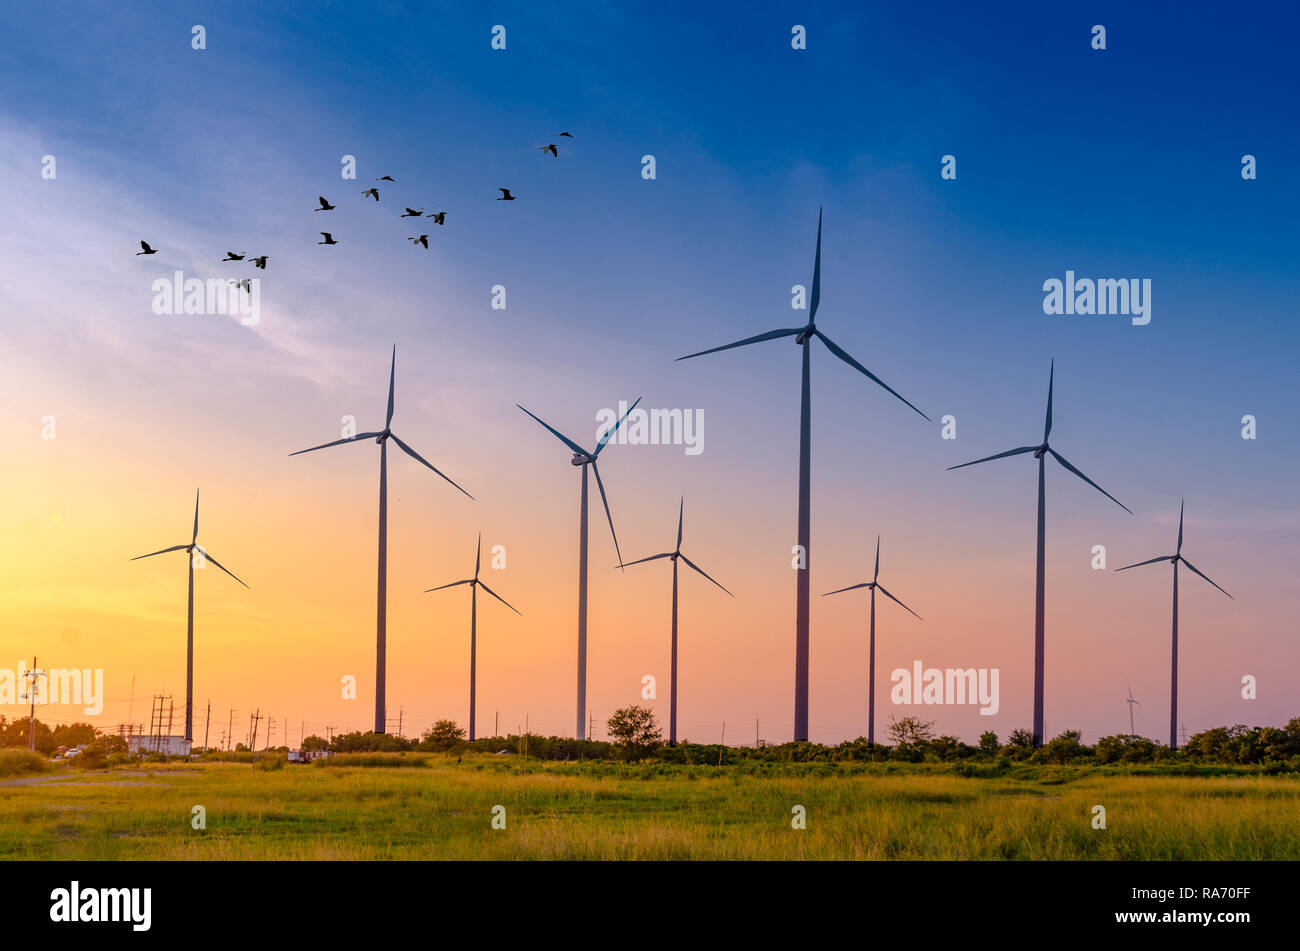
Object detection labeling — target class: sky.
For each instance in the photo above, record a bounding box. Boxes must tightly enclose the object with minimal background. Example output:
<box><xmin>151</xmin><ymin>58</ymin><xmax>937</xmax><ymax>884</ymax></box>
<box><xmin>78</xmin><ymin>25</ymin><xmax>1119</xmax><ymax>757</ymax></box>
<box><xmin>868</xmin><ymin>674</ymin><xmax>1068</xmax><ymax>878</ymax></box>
<box><xmin>1</xmin><ymin>2</ymin><xmax>1296</xmax><ymax>746</ymax></box>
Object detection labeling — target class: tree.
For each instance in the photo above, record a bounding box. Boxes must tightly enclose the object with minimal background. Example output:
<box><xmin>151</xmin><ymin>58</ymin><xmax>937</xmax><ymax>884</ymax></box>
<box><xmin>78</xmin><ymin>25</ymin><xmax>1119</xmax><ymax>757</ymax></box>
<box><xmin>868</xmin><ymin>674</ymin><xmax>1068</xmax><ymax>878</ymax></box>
<box><xmin>420</xmin><ymin>720</ymin><xmax>466</xmax><ymax>752</ymax></box>
<box><xmin>886</xmin><ymin>715</ymin><xmax>935</xmax><ymax>746</ymax></box>
<box><xmin>606</xmin><ymin>706</ymin><xmax>663</xmax><ymax>761</ymax></box>
<box><xmin>301</xmin><ymin>734</ymin><xmax>329</xmax><ymax>752</ymax></box>
<box><xmin>978</xmin><ymin>731</ymin><xmax>1000</xmax><ymax>754</ymax></box>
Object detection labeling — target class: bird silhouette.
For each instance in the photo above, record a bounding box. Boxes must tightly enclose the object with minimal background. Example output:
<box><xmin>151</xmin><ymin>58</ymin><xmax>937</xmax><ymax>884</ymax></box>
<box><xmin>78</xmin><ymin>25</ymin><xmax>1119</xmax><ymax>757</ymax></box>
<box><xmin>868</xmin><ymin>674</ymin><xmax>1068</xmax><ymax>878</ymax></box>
<box><xmin>137</xmin><ymin>241</ymin><xmax>158</xmax><ymax>255</ymax></box>
<box><xmin>229</xmin><ymin>278</ymin><xmax>252</xmax><ymax>293</ymax></box>
<box><xmin>376</xmin><ymin>176</ymin><xmax>396</xmax><ymax>182</ymax></box>
<box><xmin>250</xmin><ymin>256</ymin><xmax>268</xmax><ymax>269</ymax></box>
<box><xmin>222</xmin><ymin>251</ymin><xmax>245</xmax><ymax>262</ymax></box>
<box><xmin>497</xmin><ymin>188</ymin><xmax>516</xmax><ymax>201</ymax></box>
<box><xmin>362</xmin><ymin>188</ymin><xmax>380</xmax><ymax>201</ymax></box>
<box><xmin>428</xmin><ymin>211</ymin><xmax>446</xmax><ymax>225</ymax></box>
<box><xmin>315</xmin><ymin>196</ymin><xmax>336</xmax><ymax>211</ymax></box>
<box><xmin>540</xmin><ymin>144</ymin><xmax>558</xmax><ymax>157</ymax></box>
<box><xmin>409</xmin><ymin>235</ymin><xmax>429</xmax><ymax>249</ymax></box>
<box><xmin>318</xmin><ymin>232</ymin><xmax>338</xmax><ymax>245</ymax></box>
<box><xmin>401</xmin><ymin>207</ymin><xmax>423</xmax><ymax>218</ymax></box>
<box><xmin>556</xmin><ymin>132</ymin><xmax>573</xmax><ymax>137</ymax></box>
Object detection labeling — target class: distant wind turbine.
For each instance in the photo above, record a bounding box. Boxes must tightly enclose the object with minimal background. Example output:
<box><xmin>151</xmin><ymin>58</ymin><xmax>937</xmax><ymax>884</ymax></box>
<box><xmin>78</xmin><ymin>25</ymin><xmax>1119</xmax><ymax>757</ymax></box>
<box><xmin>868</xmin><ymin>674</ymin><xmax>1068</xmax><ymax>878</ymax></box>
<box><xmin>131</xmin><ymin>490</ymin><xmax>247</xmax><ymax>743</ymax></box>
<box><xmin>949</xmin><ymin>359</ymin><xmax>1131</xmax><ymax>747</ymax></box>
<box><xmin>424</xmin><ymin>534</ymin><xmax>520</xmax><ymax>741</ymax></box>
<box><xmin>822</xmin><ymin>536</ymin><xmax>921</xmax><ymax>744</ymax></box>
<box><xmin>1115</xmin><ymin>500</ymin><xmax>1233</xmax><ymax>748</ymax></box>
<box><xmin>617</xmin><ymin>498</ymin><xmax>732</xmax><ymax>745</ymax></box>
<box><xmin>1126</xmin><ymin>683</ymin><xmax>1141</xmax><ymax>737</ymax></box>
<box><xmin>677</xmin><ymin>209</ymin><xmax>929</xmax><ymax>741</ymax></box>
<box><xmin>517</xmin><ymin>397</ymin><xmax>641</xmax><ymax>739</ymax></box>
<box><xmin>292</xmin><ymin>345</ymin><xmax>473</xmax><ymax>733</ymax></box>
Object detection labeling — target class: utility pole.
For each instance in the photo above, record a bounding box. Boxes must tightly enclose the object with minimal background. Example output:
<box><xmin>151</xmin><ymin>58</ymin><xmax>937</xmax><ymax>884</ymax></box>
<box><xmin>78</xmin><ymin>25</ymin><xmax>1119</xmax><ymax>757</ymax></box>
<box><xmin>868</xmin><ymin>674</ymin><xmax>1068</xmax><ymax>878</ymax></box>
<box><xmin>326</xmin><ymin>725</ymin><xmax>335</xmax><ymax>744</ymax></box>
<box><xmin>494</xmin><ymin>709</ymin><xmax>499</xmax><ymax>738</ymax></box>
<box><xmin>588</xmin><ymin>709</ymin><xmax>593</xmax><ymax>741</ymax></box>
<box><xmin>756</xmin><ymin>716</ymin><xmax>759</xmax><ymax>748</ymax></box>
<box><xmin>266</xmin><ymin>717</ymin><xmax>276</xmax><ymax>751</ymax></box>
<box><xmin>249</xmin><ymin>709</ymin><xmax>262</xmax><ymax>750</ymax></box>
<box><xmin>22</xmin><ymin>657</ymin><xmax>44</xmax><ymax>752</ymax></box>
<box><xmin>397</xmin><ymin>706</ymin><xmax>403</xmax><ymax>738</ymax></box>
<box><xmin>227</xmin><ymin>709</ymin><xmax>236</xmax><ymax>751</ymax></box>
<box><xmin>203</xmin><ymin>701</ymin><xmax>211</xmax><ymax>752</ymax></box>
<box><xmin>719</xmin><ymin>721</ymin><xmax>726</xmax><ymax>766</ymax></box>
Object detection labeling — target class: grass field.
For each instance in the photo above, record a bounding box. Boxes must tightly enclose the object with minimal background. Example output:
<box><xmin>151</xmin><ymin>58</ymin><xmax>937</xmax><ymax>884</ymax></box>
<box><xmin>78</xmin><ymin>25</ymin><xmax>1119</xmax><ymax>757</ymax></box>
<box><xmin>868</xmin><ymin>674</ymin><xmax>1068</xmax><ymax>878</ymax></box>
<box><xmin>2</xmin><ymin>755</ymin><xmax>1297</xmax><ymax>860</ymax></box>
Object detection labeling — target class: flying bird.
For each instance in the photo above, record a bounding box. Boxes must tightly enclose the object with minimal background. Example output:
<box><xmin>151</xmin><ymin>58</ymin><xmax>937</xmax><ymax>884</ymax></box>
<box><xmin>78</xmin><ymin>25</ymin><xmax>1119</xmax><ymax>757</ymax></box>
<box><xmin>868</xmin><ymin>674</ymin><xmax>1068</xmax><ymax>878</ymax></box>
<box><xmin>229</xmin><ymin>278</ymin><xmax>252</xmax><ymax>293</ymax></box>
<box><xmin>376</xmin><ymin>176</ymin><xmax>396</xmax><ymax>182</ymax></box>
<box><xmin>137</xmin><ymin>241</ymin><xmax>158</xmax><ymax>255</ymax></box>
<box><xmin>556</xmin><ymin>132</ymin><xmax>573</xmax><ymax>137</ymax></box>
<box><xmin>401</xmin><ymin>207</ymin><xmax>424</xmax><ymax>218</ymax></box>
<box><xmin>318</xmin><ymin>232</ymin><xmax>338</xmax><ymax>245</ymax></box>
<box><xmin>428</xmin><ymin>212</ymin><xmax>445</xmax><ymax>225</ymax></box>
<box><xmin>540</xmin><ymin>144</ymin><xmax>558</xmax><ymax>157</ymax></box>
<box><xmin>362</xmin><ymin>188</ymin><xmax>380</xmax><ymax>201</ymax></box>
<box><xmin>315</xmin><ymin>196</ymin><xmax>336</xmax><ymax>211</ymax></box>
<box><xmin>250</xmin><ymin>256</ymin><xmax>268</xmax><ymax>269</ymax></box>
<box><xmin>497</xmin><ymin>188</ymin><xmax>516</xmax><ymax>201</ymax></box>
<box><xmin>409</xmin><ymin>235</ymin><xmax>429</xmax><ymax>249</ymax></box>
<box><xmin>222</xmin><ymin>251</ymin><xmax>245</xmax><ymax>262</ymax></box>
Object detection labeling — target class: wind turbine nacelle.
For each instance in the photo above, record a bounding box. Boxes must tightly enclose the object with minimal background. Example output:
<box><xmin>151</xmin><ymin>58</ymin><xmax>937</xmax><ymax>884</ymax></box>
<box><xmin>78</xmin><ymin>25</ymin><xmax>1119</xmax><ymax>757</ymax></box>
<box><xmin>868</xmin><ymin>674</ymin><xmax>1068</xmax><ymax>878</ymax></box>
<box><xmin>570</xmin><ymin>453</ymin><xmax>590</xmax><ymax>466</ymax></box>
<box><xmin>795</xmin><ymin>329</ymin><xmax>813</xmax><ymax>345</ymax></box>
<box><xmin>1033</xmin><ymin>446</ymin><xmax>1047</xmax><ymax>459</ymax></box>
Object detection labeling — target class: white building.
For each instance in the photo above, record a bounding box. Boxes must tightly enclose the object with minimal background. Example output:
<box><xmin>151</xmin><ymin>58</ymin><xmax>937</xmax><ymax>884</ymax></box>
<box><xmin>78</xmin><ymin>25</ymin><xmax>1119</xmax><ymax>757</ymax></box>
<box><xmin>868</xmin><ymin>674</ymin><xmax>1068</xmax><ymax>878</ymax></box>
<box><xmin>128</xmin><ymin>736</ymin><xmax>192</xmax><ymax>756</ymax></box>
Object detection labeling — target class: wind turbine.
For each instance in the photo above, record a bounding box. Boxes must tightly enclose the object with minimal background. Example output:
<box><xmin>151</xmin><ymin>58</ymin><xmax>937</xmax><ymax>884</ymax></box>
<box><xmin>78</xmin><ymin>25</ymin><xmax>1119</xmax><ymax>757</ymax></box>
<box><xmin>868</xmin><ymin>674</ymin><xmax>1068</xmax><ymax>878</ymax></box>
<box><xmin>948</xmin><ymin>359</ymin><xmax>1130</xmax><ymax>747</ymax></box>
<box><xmin>1115</xmin><ymin>500</ymin><xmax>1233</xmax><ymax>749</ymax></box>
<box><xmin>677</xmin><ymin>209</ymin><xmax>929</xmax><ymax>741</ymax></box>
<box><xmin>131</xmin><ymin>489</ymin><xmax>247</xmax><ymax>743</ymax></box>
<box><xmin>424</xmin><ymin>534</ymin><xmax>520</xmax><ymax>741</ymax></box>
<box><xmin>517</xmin><ymin>396</ymin><xmax>641</xmax><ymax>739</ymax></box>
<box><xmin>616</xmin><ymin>498</ymin><xmax>732</xmax><ymax>746</ymax></box>
<box><xmin>822</xmin><ymin>536</ymin><xmax>921</xmax><ymax>744</ymax></box>
<box><xmin>292</xmin><ymin>345</ymin><xmax>472</xmax><ymax>734</ymax></box>
<box><xmin>1125</xmin><ymin>683</ymin><xmax>1141</xmax><ymax>738</ymax></box>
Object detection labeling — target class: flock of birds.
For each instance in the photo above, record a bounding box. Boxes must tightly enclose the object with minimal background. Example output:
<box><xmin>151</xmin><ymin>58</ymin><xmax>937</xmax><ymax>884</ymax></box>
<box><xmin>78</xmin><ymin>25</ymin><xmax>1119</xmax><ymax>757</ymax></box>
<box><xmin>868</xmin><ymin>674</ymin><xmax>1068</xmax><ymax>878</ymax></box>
<box><xmin>133</xmin><ymin>132</ymin><xmax>576</xmax><ymax>280</ymax></box>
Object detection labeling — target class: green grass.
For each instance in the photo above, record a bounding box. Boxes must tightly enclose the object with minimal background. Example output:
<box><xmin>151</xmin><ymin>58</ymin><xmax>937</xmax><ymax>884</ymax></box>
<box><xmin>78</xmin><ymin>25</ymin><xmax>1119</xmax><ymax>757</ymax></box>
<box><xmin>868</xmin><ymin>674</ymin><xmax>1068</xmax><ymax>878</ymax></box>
<box><xmin>1</xmin><ymin>756</ymin><xmax>1296</xmax><ymax>859</ymax></box>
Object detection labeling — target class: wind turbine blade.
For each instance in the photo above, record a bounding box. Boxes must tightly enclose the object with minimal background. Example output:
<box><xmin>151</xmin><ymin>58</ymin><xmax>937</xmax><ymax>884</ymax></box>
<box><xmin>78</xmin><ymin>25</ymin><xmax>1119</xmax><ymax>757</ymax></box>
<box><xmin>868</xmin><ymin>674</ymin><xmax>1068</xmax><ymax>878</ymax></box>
<box><xmin>1177</xmin><ymin>499</ymin><xmax>1184</xmax><ymax>555</ymax></box>
<box><xmin>591</xmin><ymin>460</ymin><xmax>623</xmax><ymax>569</ymax></box>
<box><xmin>676</xmin><ymin>327</ymin><xmax>803</xmax><ymax>361</ymax></box>
<box><xmin>615</xmin><ymin>552</ymin><xmax>673</xmax><ymax>569</ymax></box>
<box><xmin>478</xmin><ymin>581</ymin><xmax>522</xmax><ymax>615</ymax></box>
<box><xmin>130</xmin><ymin>544</ymin><xmax>188</xmax><ymax>561</ymax></box>
<box><xmin>676</xmin><ymin>497</ymin><xmax>684</xmax><ymax>550</ymax></box>
<box><xmin>813</xmin><ymin>330</ymin><xmax>930</xmax><ymax>421</ymax></box>
<box><xmin>947</xmin><ymin>446</ymin><xmax>1037</xmax><ymax>470</ymax></box>
<box><xmin>1047</xmin><ymin>449</ymin><xmax>1132</xmax><ymax>514</ymax></box>
<box><xmin>289</xmin><ymin>433</ymin><xmax>381</xmax><ymax>456</ymax></box>
<box><xmin>810</xmin><ymin>207</ymin><xmax>822</xmax><ymax>320</ymax></box>
<box><xmin>192</xmin><ymin>489</ymin><xmax>200</xmax><ymax>545</ymax></box>
<box><xmin>200</xmin><ymin>550</ymin><xmax>249</xmax><ymax>588</ymax></box>
<box><xmin>876</xmin><ymin>584</ymin><xmax>922</xmax><ymax>620</ymax></box>
<box><xmin>390</xmin><ymin>433</ymin><xmax>474</xmax><ymax>500</ymax></box>
<box><xmin>1043</xmin><ymin>359</ymin><xmax>1054</xmax><ymax>443</ymax></box>
<box><xmin>516</xmin><ymin>404</ymin><xmax>587</xmax><ymax>456</ymax></box>
<box><xmin>385</xmin><ymin>344</ymin><xmax>396</xmax><ymax>428</ymax></box>
<box><xmin>1114</xmin><ymin>555</ymin><xmax>1173</xmax><ymax>572</ymax></box>
<box><xmin>821</xmin><ymin>582</ymin><xmax>872</xmax><ymax>597</ymax></box>
<box><xmin>680</xmin><ymin>554</ymin><xmax>733</xmax><ymax>596</ymax></box>
<box><xmin>475</xmin><ymin>533</ymin><xmax>481</xmax><ymax>578</ymax></box>
<box><xmin>423</xmin><ymin>579</ymin><xmax>474</xmax><ymax>593</ymax></box>
<box><xmin>1180</xmin><ymin>558</ymin><xmax>1234</xmax><ymax>600</ymax></box>
<box><xmin>873</xmin><ymin>535</ymin><xmax>880</xmax><ymax>584</ymax></box>
<box><xmin>594</xmin><ymin>396</ymin><xmax>642</xmax><ymax>455</ymax></box>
